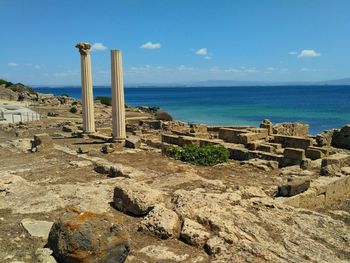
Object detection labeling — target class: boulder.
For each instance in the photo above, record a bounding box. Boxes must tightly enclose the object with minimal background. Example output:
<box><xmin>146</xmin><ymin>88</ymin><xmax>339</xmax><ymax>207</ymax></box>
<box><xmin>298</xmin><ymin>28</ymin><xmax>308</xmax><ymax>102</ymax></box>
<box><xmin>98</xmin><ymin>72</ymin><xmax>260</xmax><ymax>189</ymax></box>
<box><xmin>155</xmin><ymin>110</ymin><xmax>173</xmax><ymax>121</ymax></box>
<box><xmin>47</xmin><ymin>211</ymin><xmax>130</xmax><ymax>263</ymax></box>
<box><xmin>139</xmin><ymin>205</ymin><xmax>181</xmax><ymax>239</ymax></box>
<box><xmin>113</xmin><ymin>179</ymin><xmax>164</xmax><ymax>216</ymax></box>
<box><xmin>101</xmin><ymin>143</ymin><xmax>116</xmax><ymax>154</ymax></box>
<box><xmin>180</xmin><ymin>218</ymin><xmax>210</xmax><ymax>247</ymax></box>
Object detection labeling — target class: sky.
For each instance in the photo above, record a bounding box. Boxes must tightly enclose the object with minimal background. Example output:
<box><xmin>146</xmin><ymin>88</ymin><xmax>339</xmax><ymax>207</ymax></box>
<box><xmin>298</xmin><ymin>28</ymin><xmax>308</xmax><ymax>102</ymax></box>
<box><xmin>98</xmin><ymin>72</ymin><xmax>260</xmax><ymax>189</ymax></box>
<box><xmin>0</xmin><ymin>0</ymin><xmax>349</xmax><ymax>86</ymax></box>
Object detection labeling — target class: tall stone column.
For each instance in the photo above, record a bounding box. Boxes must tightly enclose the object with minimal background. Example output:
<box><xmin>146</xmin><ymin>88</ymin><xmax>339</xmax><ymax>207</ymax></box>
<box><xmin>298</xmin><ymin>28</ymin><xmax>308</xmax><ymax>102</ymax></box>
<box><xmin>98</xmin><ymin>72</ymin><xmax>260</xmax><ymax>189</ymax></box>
<box><xmin>75</xmin><ymin>42</ymin><xmax>95</xmax><ymax>133</ymax></box>
<box><xmin>111</xmin><ymin>50</ymin><xmax>126</xmax><ymax>141</ymax></box>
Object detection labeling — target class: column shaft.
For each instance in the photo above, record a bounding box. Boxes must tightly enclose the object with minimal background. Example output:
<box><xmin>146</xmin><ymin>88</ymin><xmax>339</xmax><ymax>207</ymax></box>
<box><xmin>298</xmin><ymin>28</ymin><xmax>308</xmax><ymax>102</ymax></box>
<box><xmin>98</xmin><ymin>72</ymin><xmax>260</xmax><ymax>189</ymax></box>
<box><xmin>111</xmin><ymin>50</ymin><xmax>126</xmax><ymax>140</ymax></box>
<box><xmin>79</xmin><ymin>51</ymin><xmax>95</xmax><ymax>133</ymax></box>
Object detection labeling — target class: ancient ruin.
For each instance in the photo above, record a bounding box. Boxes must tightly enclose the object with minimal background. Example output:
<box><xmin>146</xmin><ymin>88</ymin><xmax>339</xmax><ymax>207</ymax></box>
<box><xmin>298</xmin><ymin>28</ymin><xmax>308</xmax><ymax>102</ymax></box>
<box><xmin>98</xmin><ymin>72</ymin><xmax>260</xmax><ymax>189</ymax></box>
<box><xmin>75</xmin><ymin>42</ymin><xmax>95</xmax><ymax>133</ymax></box>
<box><xmin>111</xmin><ymin>50</ymin><xmax>126</xmax><ymax>141</ymax></box>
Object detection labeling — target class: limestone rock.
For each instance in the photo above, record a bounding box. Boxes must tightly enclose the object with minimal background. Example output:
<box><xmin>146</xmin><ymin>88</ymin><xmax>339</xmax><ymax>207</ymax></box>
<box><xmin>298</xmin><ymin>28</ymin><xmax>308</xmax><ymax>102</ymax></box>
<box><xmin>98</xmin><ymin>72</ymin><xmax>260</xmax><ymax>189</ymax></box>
<box><xmin>113</xmin><ymin>179</ymin><xmax>164</xmax><ymax>216</ymax></box>
<box><xmin>180</xmin><ymin>218</ymin><xmax>210</xmax><ymax>247</ymax></box>
<box><xmin>47</xmin><ymin>212</ymin><xmax>130</xmax><ymax>263</ymax></box>
<box><xmin>273</xmin><ymin>122</ymin><xmax>309</xmax><ymax>137</ymax></box>
<box><xmin>125</xmin><ymin>135</ymin><xmax>141</xmax><ymax>149</ymax></box>
<box><xmin>101</xmin><ymin>143</ymin><xmax>116</xmax><ymax>154</ymax></box>
<box><xmin>277</xmin><ymin>178</ymin><xmax>310</xmax><ymax>197</ymax></box>
<box><xmin>69</xmin><ymin>160</ymin><xmax>93</xmax><ymax>168</ymax></box>
<box><xmin>139</xmin><ymin>205</ymin><xmax>181</xmax><ymax>239</ymax></box>
<box><xmin>21</xmin><ymin>218</ymin><xmax>53</xmax><ymax>239</ymax></box>
<box><xmin>34</xmin><ymin>248</ymin><xmax>57</xmax><ymax>263</ymax></box>
<box><xmin>139</xmin><ymin>245</ymin><xmax>189</xmax><ymax>262</ymax></box>
<box><xmin>31</xmin><ymin>133</ymin><xmax>53</xmax><ymax>152</ymax></box>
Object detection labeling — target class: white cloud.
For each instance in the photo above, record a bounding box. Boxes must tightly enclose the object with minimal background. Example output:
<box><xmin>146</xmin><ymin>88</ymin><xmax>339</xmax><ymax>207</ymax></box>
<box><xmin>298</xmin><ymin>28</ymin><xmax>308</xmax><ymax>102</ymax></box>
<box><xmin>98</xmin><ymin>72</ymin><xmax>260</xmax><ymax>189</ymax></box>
<box><xmin>91</xmin><ymin>43</ymin><xmax>107</xmax><ymax>51</ymax></box>
<box><xmin>177</xmin><ymin>65</ymin><xmax>194</xmax><ymax>71</ymax></box>
<box><xmin>196</xmin><ymin>48</ymin><xmax>208</xmax><ymax>56</ymax></box>
<box><xmin>298</xmin><ymin>49</ymin><xmax>321</xmax><ymax>58</ymax></box>
<box><xmin>140</xmin><ymin>42</ymin><xmax>161</xmax><ymax>49</ymax></box>
<box><xmin>34</xmin><ymin>65</ymin><xmax>41</xmax><ymax>69</ymax></box>
<box><xmin>288</xmin><ymin>51</ymin><xmax>298</xmax><ymax>55</ymax></box>
<box><xmin>266</xmin><ymin>67</ymin><xmax>288</xmax><ymax>72</ymax></box>
<box><xmin>224</xmin><ymin>67</ymin><xmax>258</xmax><ymax>73</ymax></box>
<box><xmin>8</xmin><ymin>62</ymin><xmax>18</xmax><ymax>67</ymax></box>
<box><xmin>204</xmin><ymin>56</ymin><xmax>212</xmax><ymax>60</ymax></box>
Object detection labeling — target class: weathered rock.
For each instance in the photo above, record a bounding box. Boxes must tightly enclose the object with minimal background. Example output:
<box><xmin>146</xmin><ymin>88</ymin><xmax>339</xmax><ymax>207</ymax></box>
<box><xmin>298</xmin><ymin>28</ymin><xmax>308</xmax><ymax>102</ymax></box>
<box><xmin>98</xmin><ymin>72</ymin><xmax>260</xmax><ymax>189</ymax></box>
<box><xmin>155</xmin><ymin>110</ymin><xmax>173</xmax><ymax>121</ymax></box>
<box><xmin>316</xmin><ymin>130</ymin><xmax>334</xmax><ymax>147</ymax></box>
<box><xmin>113</xmin><ymin>179</ymin><xmax>164</xmax><ymax>216</ymax></box>
<box><xmin>180</xmin><ymin>218</ymin><xmax>210</xmax><ymax>247</ymax></box>
<box><xmin>34</xmin><ymin>248</ymin><xmax>57</xmax><ymax>263</ymax></box>
<box><xmin>139</xmin><ymin>205</ymin><xmax>181</xmax><ymax>239</ymax></box>
<box><xmin>21</xmin><ymin>218</ymin><xmax>53</xmax><ymax>239</ymax></box>
<box><xmin>101</xmin><ymin>143</ymin><xmax>116</xmax><ymax>154</ymax></box>
<box><xmin>47</xmin><ymin>212</ymin><xmax>130</xmax><ymax>263</ymax></box>
<box><xmin>139</xmin><ymin>245</ymin><xmax>189</xmax><ymax>262</ymax></box>
<box><xmin>273</xmin><ymin>122</ymin><xmax>309</xmax><ymax>137</ymax></box>
<box><xmin>31</xmin><ymin>133</ymin><xmax>53</xmax><ymax>152</ymax></box>
<box><xmin>109</xmin><ymin>165</ymin><xmax>123</xmax><ymax>178</ymax></box>
<box><xmin>332</xmin><ymin>125</ymin><xmax>350</xmax><ymax>149</ymax></box>
<box><xmin>125</xmin><ymin>135</ymin><xmax>141</xmax><ymax>149</ymax></box>
<box><xmin>277</xmin><ymin>178</ymin><xmax>310</xmax><ymax>197</ymax></box>
<box><xmin>69</xmin><ymin>160</ymin><xmax>93</xmax><ymax>168</ymax></box>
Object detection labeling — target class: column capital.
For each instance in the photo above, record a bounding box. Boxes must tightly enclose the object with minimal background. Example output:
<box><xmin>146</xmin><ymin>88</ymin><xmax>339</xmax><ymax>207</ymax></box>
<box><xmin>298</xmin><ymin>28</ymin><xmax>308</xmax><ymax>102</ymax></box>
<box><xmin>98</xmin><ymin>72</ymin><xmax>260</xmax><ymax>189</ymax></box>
<box><xmin>75</xmin><ymin>42</ymin><xmax>92</xmax><ymax>55</ymax></box>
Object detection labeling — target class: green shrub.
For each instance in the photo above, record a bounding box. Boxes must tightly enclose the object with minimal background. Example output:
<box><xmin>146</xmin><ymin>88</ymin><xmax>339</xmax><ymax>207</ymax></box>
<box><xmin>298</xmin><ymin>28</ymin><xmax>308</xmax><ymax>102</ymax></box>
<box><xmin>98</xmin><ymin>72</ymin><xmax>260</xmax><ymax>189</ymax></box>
<box><xmin>70</xmin><ymin>106</ymin><xmax>78</xmax><ymax>113</ymax></box>
<box><xmin>165</xmin><ymin>144</ymin><xmax>229</xmax><ymax>166</ymax></box>
<box><xmin>71</xmin><ymin>101</ymin><xmax>78</xmax><ymax>106</ymax></box>
<box><xmin>0</xmin><ymin>79</ymin><xmax>13</xmax><ymax>87</ymax></box>
<box><xmin>61</xmin><ymin>93</ymin><xmax>69</xmax><ymax>97</ymax></box>
<box><xmin>95</xmin><ymin>96</ymin><xmax>112</xmax><ymax>106</ymax></box>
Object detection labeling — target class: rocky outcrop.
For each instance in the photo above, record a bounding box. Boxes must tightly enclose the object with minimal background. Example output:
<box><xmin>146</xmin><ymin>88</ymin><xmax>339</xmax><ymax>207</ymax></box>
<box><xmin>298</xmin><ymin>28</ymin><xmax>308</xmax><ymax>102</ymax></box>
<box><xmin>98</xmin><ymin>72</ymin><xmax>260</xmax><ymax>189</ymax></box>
<box><xmin>48</xmin><ymin>211</ymin><xmax>130</xmax><ymax>263</ymax></box>
<box><xmin>155</xmin><ymin>110</ymin><xmax>173</xmax><ymax>121</ymax></box>
<box><xmin>180</xmin><ymin>218</ymin><xmax>211</xmax><ymax>247</ymax></box>
<box><xmin>113</xmin><ymin>179</ymin><xmax>164</xmax><ymax>216</ymax></box>
<box><xmin>139</xmin><ymin>205</ymin><xmax>181</xmax><ymax>239</ymax></box>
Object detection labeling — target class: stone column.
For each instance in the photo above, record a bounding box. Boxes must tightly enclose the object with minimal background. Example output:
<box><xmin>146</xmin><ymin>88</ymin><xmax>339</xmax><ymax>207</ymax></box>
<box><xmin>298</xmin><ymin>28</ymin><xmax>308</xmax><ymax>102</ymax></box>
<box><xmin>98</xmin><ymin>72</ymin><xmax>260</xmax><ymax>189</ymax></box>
<box><xmin>111</xmin><ymin>50</ymin><xmax>126</xmax><ymax>141</ymax></box>
<box><xmin>75</xmin><ymin>42</ymin><xmax>95</xmax><ymax>133</ymax></box>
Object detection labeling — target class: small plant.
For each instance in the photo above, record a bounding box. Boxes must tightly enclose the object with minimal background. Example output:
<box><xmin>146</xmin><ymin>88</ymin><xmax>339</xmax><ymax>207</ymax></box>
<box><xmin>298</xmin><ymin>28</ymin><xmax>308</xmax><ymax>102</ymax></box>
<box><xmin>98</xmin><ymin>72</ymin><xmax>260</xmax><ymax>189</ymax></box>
<box><xmin>71</xmin><ymin>101</ymin><xmax>78</xmax><ymax>106</ymax></box>
<box><xmin>165</xmin><ymin>144</ymin><xmax>229</xmax><ymax>166</ymax></box>
<box><xmin>95</xmin><ymin>96</ymin><xmax>112</xmax><ymax>106</ymax></box>
<box><xmin>70</xmin><ymin>106</ymin><xmax>78</xmax><ymax>113</ymax></box>
<box><xmin>61</xmin><ymin>93</ymin><xmax>69</xmax><ymax>97</ymax></box>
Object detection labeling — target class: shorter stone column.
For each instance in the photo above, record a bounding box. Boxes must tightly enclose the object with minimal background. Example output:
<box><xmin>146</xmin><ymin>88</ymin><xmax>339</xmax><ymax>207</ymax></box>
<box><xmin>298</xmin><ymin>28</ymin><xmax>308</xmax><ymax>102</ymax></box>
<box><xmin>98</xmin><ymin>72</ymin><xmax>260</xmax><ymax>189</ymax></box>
<box><xmin>111</xmin><ymin>50</ymin><xmax>126</xmax><ymax>141</ymax></box>
<box><xmin>76</xmin><ymin>42</ymin><xmax>95</xmax><ymax>133</ymax></box>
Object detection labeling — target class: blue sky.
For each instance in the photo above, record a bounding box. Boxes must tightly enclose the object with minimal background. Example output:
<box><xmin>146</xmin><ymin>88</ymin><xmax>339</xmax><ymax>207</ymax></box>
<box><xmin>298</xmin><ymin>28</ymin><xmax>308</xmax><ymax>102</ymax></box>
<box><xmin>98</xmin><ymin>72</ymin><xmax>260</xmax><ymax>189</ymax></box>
<box><xmin>0</xmin><ymin>0</ymin><xmax>349</xmax><ymax>86</ymax></box>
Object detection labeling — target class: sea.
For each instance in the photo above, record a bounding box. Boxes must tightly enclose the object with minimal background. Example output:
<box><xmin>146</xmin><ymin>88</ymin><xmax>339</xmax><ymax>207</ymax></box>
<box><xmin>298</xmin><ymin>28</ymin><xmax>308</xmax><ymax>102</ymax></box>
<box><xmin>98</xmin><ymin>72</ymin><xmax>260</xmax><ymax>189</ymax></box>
<box><xmin>33</xmin><ymin>85</ymin><xmax>350</xmax><ymax>135</ymax></box>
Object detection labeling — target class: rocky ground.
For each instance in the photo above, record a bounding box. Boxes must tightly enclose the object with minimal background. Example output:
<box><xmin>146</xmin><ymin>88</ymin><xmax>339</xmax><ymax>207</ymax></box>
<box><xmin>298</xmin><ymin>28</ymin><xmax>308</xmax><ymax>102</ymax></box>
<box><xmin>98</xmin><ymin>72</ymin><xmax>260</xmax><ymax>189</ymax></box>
<box><xmin>0</xmin><ymin>97</ymin><xmax>349</xmax><ymax>263</ymax></box>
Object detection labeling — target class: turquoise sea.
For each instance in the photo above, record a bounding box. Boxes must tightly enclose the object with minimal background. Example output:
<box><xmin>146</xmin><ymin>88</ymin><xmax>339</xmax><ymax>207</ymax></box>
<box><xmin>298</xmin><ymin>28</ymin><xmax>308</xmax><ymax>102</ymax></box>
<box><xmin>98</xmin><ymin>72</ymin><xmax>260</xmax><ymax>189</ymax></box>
<box><xmin>33</xmin><ymin>86</ymin><xmax>350</xmax><ymax>135</ymax></box>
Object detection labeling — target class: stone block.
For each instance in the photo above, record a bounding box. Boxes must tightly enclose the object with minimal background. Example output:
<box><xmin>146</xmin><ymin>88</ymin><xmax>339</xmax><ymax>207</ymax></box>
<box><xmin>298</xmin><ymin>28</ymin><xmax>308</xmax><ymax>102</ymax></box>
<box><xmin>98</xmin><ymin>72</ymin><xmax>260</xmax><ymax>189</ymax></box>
<box><xmin>283</xmin><ymin>148</ymin><xmax>305</xmax><ymax>160</ymax></box>
<box><xmin>125</xmin><ymin>135</ymin><xmax>141</xmax><ymax>149</ymax></box>
<box><xmin>257</xmin><ymin>144</ymin><xmax>275</xmax><ymax>153</ymax></box>
<box><xmin>161</xmin><ymin>134</ymin><xmax>180</xmax><ymax>145</ymax></box>
<box><xmin>218</xmin><ymin>128</ymin><xmax>247</xmax><ymax>143</ymax></box>
<box><xmin>273</xmin><ymin>135</ymin><xmax>313</xmax><ymax>150</ymax></box>
<box><xmin>178</xmin><ymin>136</ymin><xmax>201</xmax><ymax>146</ymax></box>
<box><xmin>305</xmin><ymin>147</ymin><xmax>326</xmax><ymax>160</ymax></box>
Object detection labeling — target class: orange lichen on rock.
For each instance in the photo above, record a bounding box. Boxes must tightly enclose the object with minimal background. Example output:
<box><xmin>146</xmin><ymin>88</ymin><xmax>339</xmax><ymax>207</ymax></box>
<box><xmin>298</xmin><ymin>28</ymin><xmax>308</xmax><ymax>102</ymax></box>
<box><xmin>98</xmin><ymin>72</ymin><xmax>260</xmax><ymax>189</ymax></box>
<box><xmin>76</xmin><ymin>211</ymin><xmax>96</xmax><ymax>222</ymax></box>
<box><xmin>64</xmin><ymin>220</ymin><xmax>80</xmax><ymax>231</ymax></box>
